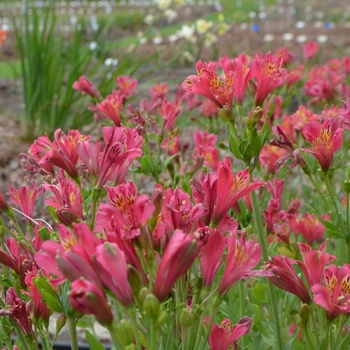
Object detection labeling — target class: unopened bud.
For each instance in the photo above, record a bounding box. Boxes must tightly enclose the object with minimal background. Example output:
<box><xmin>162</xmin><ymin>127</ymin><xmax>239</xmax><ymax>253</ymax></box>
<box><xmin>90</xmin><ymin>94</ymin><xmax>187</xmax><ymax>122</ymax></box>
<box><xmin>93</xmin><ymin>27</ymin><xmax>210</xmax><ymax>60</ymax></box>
<box><xmin>143</xmin><ymin>294</ymin><xmax>160</xmax><ymax>320</ymax></box>
<box><xmin>266</xmin><ymin>95</ymin><xmax>277</xmax><ymax>117</ymax></box>
<box><xmin>247</xmin><ymin>80</ymin><xmax>257</xmax><ymax>99</ymax></box>
<box><xmin>38</xmin><ymin>227</ymin><xmax>51</xmax><ymax>241</ymax></box>
<box><xmin>157</xmin><ymin>311</ymin><xmax>169</xmax><ymax>326</ymax></box>
<box><xmin>117</xmin><ymin>320</ymin><xmax>135</xmax><ymax>346</ymax></box>
<box><xmin>56</xmin><ymin>315</ymin><xmax>67</xmax><ymax>334</ymax></box>
<box><xmin>138</xmin><ymin>287</ymin><xmax>151</xmax><ymax>305</ymax></box>
<box><xmin>299</xmin><ymin>303</ymin><xmax>311</xmax><ymax>326</ymax></box>
<box><xmin>92</xmin><ymin>188</ymin><xmax>103</xmax><ymax>202</ymax></box>
<box><xmin>125</xmin><ymin>345</ymin><xmax>136</xmax><ymax>350</ymax></box>
<box><xmin>249</xmin><ymin>107</ymin><xmax>264</xmax><ymax>125</ymax></box>
<box><xmin>219</xmin><ymin>106</ymin><xmax>235</xmax><ymax>123</ymax></box>
<box><xmin>180</xmin><ymin>307</ymin><xmax>195</xmax><ymax>327</ymax></box>
<box><xmin>344</xmin><ymin>180</ymin><xmax>350</xmax><ymax>194</ymax></box>
<box><xmin>127</xmin><ymin>265</ymin><xmax>143</xmax><ymax>296</ymax></box>
<box><xmin>213</xmin><ymin>295</ymin><xmax>223</xmax><ymax>308</ymax></box>
<box><xmin>56</xmin><ymin>208</ymin><xmax>81</xmax><ymax>227</ymax></box>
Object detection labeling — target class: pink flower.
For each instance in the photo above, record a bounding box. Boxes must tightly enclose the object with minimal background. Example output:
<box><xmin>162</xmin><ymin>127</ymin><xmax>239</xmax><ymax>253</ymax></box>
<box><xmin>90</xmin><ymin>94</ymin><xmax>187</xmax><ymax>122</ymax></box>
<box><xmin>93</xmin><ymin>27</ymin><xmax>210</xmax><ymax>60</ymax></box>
<box><xmin>70</xmin><ymin>278</ymin><xmax>113</xmax><ymax>324</ymax></box>
<box><xmin>0</xmin><ymin>288</ymin><xmax>33</xmax><ymax>336</ymax></box>
<box><xmin>200</xmin><ymin>229</ymin><xmax>226</xmax><ymax>288</ymax></box>
<box><xmin>95</xmin><ymin>242</ymin><xmax>135</xmax><ymax>307</ymax></box>
<box><xmin>7</xmin><ymin>183</ymin><xmax>40</xmax><ymax>221</ymax></box>
<box><xmin>287</xmin><ymin>213</ymin><xmax>328</xmax><ymax>244</ymax></box>
<box><xmin>295</xmin><ymin>241</ymin><xmax>336</xmax><ymax>288</ymax></box>
<box><xmin>154</xmin><ymin>230</ymin><xmax>199</xmax><ymax>302</ymax></box>
<box><xmin>259</xmin><ymin>145</ymin><xmax>286</xmax><ymax>174</ymax></box>
<box><xmin>301</xmin><ymin>117</ymin><xmax>343</xmax><ymax>172</ymax></box>
<box><xmin>218</xmin><ymin>231</ymin><xmax>263</xmax><ymax>295</ymax></box>
<box><xmin>97</xmin><ymin>90</ymin><xmax>124</xmax><ymax>126</ymax></box>
<box><xmin>72</xmin><ymin>75</ymin><xmax>101</xmax><ymax>99</ymax></box>
<box><xmin>274</xmin><ymin>47</ymin><xmax>295</xmax><ymax>66</ymax></box>
<box><xmin>161</xmin><ymin>135</ymin><xmax>180</xmax><ymax>156</ymax></box>
<box><xmin>182</xmin><ymin>60</ymin><xmax>233</xmax><ymax>109</ymax></box>
<box><xmin>265</xmin><ymin>256</ymin><xmax>311</xmax><ymax>304</ymax></box>
<box><xmin>115</xmin><ymin>75</ymin><xmax>138</xmax><ymax>99</ymax></box>
<box><xmin>228</xmin><ymin>53</ymin><xmax>253</xmax><ymax>104</ymax></box>
<box><xmin>159</xmin><ymin>99</ymin><xmax>182</xmax><ymax>131</ymax></box>
<box><xmin>199</xmin><ymin>99</ymin><xmax>219</xmax><ymax>117</ymax></box>
<box><xmin>193</xmin><ymin>131</ymin><xmax>219</xmax><ymax>170</ymax></box>
<box><xmin>303</xmin><ymin>41</ymin><xmax>319</xmax><ymax>60</ymax></box>
<box><xmin>211</xmin><ymin>158</ymin><xmax>264</xmax><ymax>226</ymax></box>
<box><xmin>251</xmin><ymin>52</ymin><xmax>289</xmax><ymax>106</ymax></box>
<box><xmin>97</xmin><ymin>182</ymin><xmax>155</xmax><ymax>239</ymax></box>
<box><xmin>312</xmin><ymin>264</ymin><xmax>350</xmax><ymax>320</ymax></box>
<box><xmin>208</xmin><ymin>316</ymin><xmax>253</xmax><ymax>350</ymax></box>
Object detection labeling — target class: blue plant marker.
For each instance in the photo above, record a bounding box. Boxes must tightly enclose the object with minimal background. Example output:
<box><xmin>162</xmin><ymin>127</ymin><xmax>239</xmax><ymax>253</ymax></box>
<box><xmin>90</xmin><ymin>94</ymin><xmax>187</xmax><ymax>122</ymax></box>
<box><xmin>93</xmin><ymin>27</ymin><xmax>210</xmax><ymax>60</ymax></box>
<box><xmin>252</xmin><ymin>23</ymin><xmax>259</xmax><ymax>32</ymax></box>
<box><xmin>324</xmin><ymin>21</ymin><xmax>331</xmax><ymax>29</ymax></box>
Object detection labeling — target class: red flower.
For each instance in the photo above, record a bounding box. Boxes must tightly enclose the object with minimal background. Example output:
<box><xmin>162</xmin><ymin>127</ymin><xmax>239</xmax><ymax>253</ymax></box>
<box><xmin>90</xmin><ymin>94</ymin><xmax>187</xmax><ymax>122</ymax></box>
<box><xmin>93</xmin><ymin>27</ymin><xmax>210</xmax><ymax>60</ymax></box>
<box><xmin>301</xmin><ymin>117</ymin><xmax>343</xmax><ymax>172</ymax></box>
<box><xmin>97</xmin><ymin>90</ymin><xmax>124</xmax><ymax>126</ymax></box>
<box><xmin>200</xmin><ymin>229</ymin><xmax>226</xmax><ymax>288</ymax></box>
<box><xmin>115</xmin><ymin>75</ymin><xmax>138</xmax><ymax>99</ymax></box>
<box><xmin>303</xmin><ymin>41</ymin><xmax>319</xmax><ymax>60</ymax></box>
<box><xmin>0</xmin><ymin>29</ymin><xmax>7</xmax><ymax>46</ymax></box>
<box><xmin>208</xmin><ymin>316</ymin><xmax>253</xmax><ymax>350</ymax></box>
<box><xmin>70</xmin><ymin>278</ymin><xmax>113</xmax><ymax>324</ymax></box>
<box><xmin>218</xmin><ymin>231</ymin><xmax>263</xmax><ymax>295</ymax></box>
<box><xmin>72</xmin><ymin>75</ymin><xmax>101</xmax><ymax>99</ymax></box>
<box><xmin>295</xmin><ymin>241</ymin><xmax>336</xmax><ymax>289</ymax></box>
<box><xmin>154</xmin><ymin>230</ymin><xmax>199</xmax><ymax>302</ymax></box>
<box><xmin>211</xmin><ymin>158</ymin><xmax>264</xmax><ymax>226</ymax></box>
<box><xmin>251</xmin><ymin>52</ymin><xmax>289</xmax><ymax>106</ymax></box>
<box><xmin>265</xmin><ymin>256</ymin><xmax>311</xmax><ymax>304</ymax></box>
<box><xmin>312</xmin><ymin>264</ymin><xmax>350</xmax><ymax>320</ymax></box>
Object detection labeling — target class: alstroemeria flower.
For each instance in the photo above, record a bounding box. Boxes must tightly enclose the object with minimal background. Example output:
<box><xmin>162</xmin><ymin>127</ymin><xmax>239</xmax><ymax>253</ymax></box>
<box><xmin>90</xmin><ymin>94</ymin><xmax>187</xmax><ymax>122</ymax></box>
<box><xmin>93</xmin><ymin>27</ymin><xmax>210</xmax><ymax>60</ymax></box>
<box><xmin>301</xmin><ymin>117</ymin><xmax>343</xmax><ymax>172</ymax></box>
<box><xmin>115</xmin><ymin>75</ymin><xmax>138</xmax><ymax>99</ymax></box>
<box><xmin>312</xmin><ymin>264</ymin><xmax>350</xmax><ymax>320</ymax></box>
<box><xmin>251</xmin><ymin>52</ymin><xmax>289</xmax><ymax>106</ymax></box>
<box><xmin>72</xmin><ymin>75</ymin><xmax>101</xmax><ymax>99</ymax></box>
<box><xmin>295</xmin><ymin>241</ymin><xmax>336</xmax><ymax>289</ymax></box>
<box><xmin>265</xmin><ymin>256</ymin><xmax>311</xmax><ymax>304</ymax></box>
<box><xmin>218</xmin><ymin>231</ymin><xmax>263</xmax><ymax>295</ymax></box>
<box><xmin>97</xmin><ymin>90</ymin><xmax>124</xmax><ymax>126</ymax></box>
<box><xmin>211</xmin><ymin>158</ymin><xmax>264</xmax><ymax>226</ymax></box>
<box><xmin>154</xmin><ymin>230</ymin><xmax>199</xmax><ymax>302</ymax></box>
<box><xmin>207</xmin><ymin>316</ymin><xmax>253</xmax><ymax>350</ymax></box>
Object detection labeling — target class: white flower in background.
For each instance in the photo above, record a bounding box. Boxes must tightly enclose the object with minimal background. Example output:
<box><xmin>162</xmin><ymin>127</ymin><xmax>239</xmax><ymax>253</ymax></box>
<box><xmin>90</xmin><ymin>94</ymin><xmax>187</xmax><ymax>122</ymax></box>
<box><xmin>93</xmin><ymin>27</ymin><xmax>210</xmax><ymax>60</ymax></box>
<box><xmin>156</xmin><ymin>0</ymin><xmax>171</xmax><ymax>10</ymax></box>
<box><xmin>282</xmin><ymin>33</ymin><xmax>294</xmax><ymax>41</ymax></box>
<box><xmin>153</xmin><ymin>36</ymin><xmax>163</xmax><ymax>45</ymax></box>
<box><xmin>263</xmin><ymin>34</ymin><xmax>275</xmax><ymax>42</ymax></box>
<box><xmin>164</xmin><ymin>9</ymin><xmax>178</xmax><ymax>23</ymax></box>
<box><xmin>196</xmin><ymin>19</ymin><xmax>213</xmax><ymax>34</ymax></box>
<box><xmin>89</xmin><ymin>41</ymin><xmax>98</xmax><ymax>50</ymax></box>
<box><xmin>204</xmin><ymin>32</ymin><xmax>217</xmax><ymax>47</ymax></box>
<box><xmin>182</xmin><ymin>51</ymin><xmax>195</xmax><ymax>63</ymax></box>
<box><xmin>174</xmin><ymin>0</ymin><xmax>184</xmax><ymax>5</ymax></box>
<box><xmin>104</xmin><ymin>58</ymin><xmax>113</xmax><ymax>66</ymax></box>
<box><xmin>317</xmin><ymin>35</ymin><xmax>328</xmax><ymax>43</ymax></box>
<box><xmin>169</xmin><ymin>34</ymin><xmax>179</xmax><ymax>42</ymax></box>
<box><xmin>139</xmin><ymin>37</ymin><xmax>147</xmax><ymax>44</ymax></box>
<box><xmin>144</xmin><ymin>14</ymin><xmax>154</xmax><ymax>25</ymax></box>
<box><xmin>296</xmin><ymin>34</ymin><xmax>308</xmax><ymax>43</ymax></box>
<box><xmin>176</xmin><ymin>24</ymin><xmax>196</xmax><ymax>42</ymax></box>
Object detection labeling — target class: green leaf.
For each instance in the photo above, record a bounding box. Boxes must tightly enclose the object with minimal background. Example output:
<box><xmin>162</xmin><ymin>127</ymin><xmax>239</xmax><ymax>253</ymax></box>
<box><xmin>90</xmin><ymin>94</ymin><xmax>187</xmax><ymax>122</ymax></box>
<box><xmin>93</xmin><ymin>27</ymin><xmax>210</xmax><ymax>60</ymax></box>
<box><xmin>33</xmin><ymin>278</ymin><xmax>62</xmax><ymax>312</ymax></box>
<box><xmin>239</xmin><ymin>139</ymin><xmax>253</xmax><ymax>162</ymax></box>
<box><xmin>229</xmin><ymin>134</ymin><xmax>242</xmax><ymax>159</ymax></box>
<box><xmin>251</xmin><ymin>282</ymin><xmax>268</xmax><ymax>304</ymax></box>
<box><xmin>85</xmin><ymin>330</ymin><xmax>106</xmax><ymax>350</ymax></box>
<box><xmin>161</xmin><ymin>153</ymin><xmax>179</xmax><ymax>171</ymax></box>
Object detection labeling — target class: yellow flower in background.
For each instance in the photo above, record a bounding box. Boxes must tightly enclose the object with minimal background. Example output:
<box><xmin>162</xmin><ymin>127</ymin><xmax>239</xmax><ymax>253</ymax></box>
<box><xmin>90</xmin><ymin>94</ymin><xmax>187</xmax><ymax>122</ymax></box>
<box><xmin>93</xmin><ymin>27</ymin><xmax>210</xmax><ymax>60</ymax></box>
<box><xmin>218</xmin><ymin>22</ymin><xmax>229</xmax><ymax>36</ymax></box>
<box><xmin>196</xmin><ymin>19</ymin><xmax>213</xmax><ymax>34</ymax></box>
<box><xmin>204</xmin><ymin>32</ymin><xmax>218</xmax><ymax>47</ymax></box>
<box><xmin>156</xmin><ymin>0</ymin><xmax>172</xmax><ymax>10</ymax></box>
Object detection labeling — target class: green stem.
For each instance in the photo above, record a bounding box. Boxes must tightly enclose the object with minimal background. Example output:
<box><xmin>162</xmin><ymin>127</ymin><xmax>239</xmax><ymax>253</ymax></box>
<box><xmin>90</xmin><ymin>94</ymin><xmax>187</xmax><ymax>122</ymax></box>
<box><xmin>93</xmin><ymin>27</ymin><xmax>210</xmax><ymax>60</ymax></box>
<box><xmin>306</xmin><ymin>173</ymin><xmax>330</xmax><ymax>210</ymax></box>
<box><xmin>128</xmin><ymin>307</ymin><xmax>142</xmax><ymax>350</ymax></box>
<box><xmin>304</xmin><ymin>325</ymin><xmax>317</xmax><ymax>350</ymax></box>
<box><xmin>335</xmin><ymin>315</ymin><xmax>347</xmax><ymax>346</ymax></box>
<box><xmin>239</xmin><ymin>280</ymin><xmax>245</xmax><ymax>318</ymax></box>
<box><xmin>347</xmin><ymin>191</ymin><xmax>350</xmax><ymax>231</ymax></box>
<box><xmin>89</xmin><ymin>194</ymin><xmax>98</xmax><ymax>230</ymax></box>
<box><xmin>200</xmin><ymin>304</ymin><xmax>218</xmax><ymax>350</ymax></box>
<box><xmin>77</xmin><ymin>180</ymin><xmax>89</xmax><ymax>222</ymax></box>
<box><xmin>106</xmin><ymin>323</ymin><xmax>124</xmax><ymax>350</ymax></box>
<box><xmin>12</xmin><ymin>323</ymin><xmax>30</xmax><ymax>350</ymax></box>
<box><xmin>150</xmin><ymin>320</ymin><xmax>157</xmax><ymax>350</ymax></box>
<box><xmin>310</xmin><ymin>308</ymin><xmax>320</xmax><ymax>347</ymax></box>
<box><xmin>67</xmin><ymin>316</ymin><xmax>79</xmax><ymax>350</ymax></box>
<box><xmin>250</xmin><ymin>190</ymin><xmax>285</xmax><ymax>350</ymax></box>
<box><xmin>325</xmin><ymin>320</ymin><xmax>331</xmax><ymax>349</ymax></box>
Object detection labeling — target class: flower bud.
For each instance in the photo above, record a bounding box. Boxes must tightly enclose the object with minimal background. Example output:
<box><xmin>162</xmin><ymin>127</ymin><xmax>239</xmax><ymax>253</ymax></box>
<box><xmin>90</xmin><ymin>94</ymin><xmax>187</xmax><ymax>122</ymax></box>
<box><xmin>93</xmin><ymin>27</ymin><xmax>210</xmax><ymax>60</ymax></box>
<box><xmin>117</xmin><ymin>319</ymin><xmax>135</xmax><ymax>346</ymax></box>
<box><xmin>125</xmin><ymin>345</ymin><xmax>136</xmax><ymax>350</ymax></box>
<box><xmin>56</xmin><ymin>315</ymin><xmax>67</xmax><ymax>334</ymax></box>
<box><xmin>180</xmin><ymin>307</ymin><xmax>195</xmax><ymax>327</ymax></box>
<box><xmin>148</xmin><ymin>189</ymin><xmax>164</xmax><ymax>232</ymax></box>
<box><xmin>247</xmin><ymin>80</ymin><xmax>257</xmax><ymax>99</ymax></box>
<box><xmin>344</xmin><ymin>180</ymin><xmax>350</xmax><ymax>194</ymax></box>
<box><xmin>0</xmin><ymin>194</ymin><xmax>15</xmax><ymax>219</ymax></box>
<box><xmin>138</xmin><ymin>287</ymin><xmax>151</xmax><ymax>305</ymax></box>
<box><xmin>127</xmin><ymin>265</ymin><xmax>143</xmax><ymax>296</ymax></box>
<box><xmin>157</xmin><ymin>311</ymin><xmax>169</xmax><ymax>326</ymax></box>
<box><xmin>56</xmin><ymin>208</ymin><xmax>81</xmax><ymax>228</ymax></box>
<box><xmin>213</xmin><ymin>295</ymin><xmax>224</xmax><ymax>308</ymax></box>
<box><xmin>143</xmin><ymin>294</ymin><xmax>160</xmax><ymax>320</ymax></box>
<box><xmin>299</xmin><ymin>303</ymin><xmax>311</xmax><ymax>326</ymax></box>
<box><xmin>38</xmin><ymin>226</ymin><xmax>51</xmax><ymax>241</ymax></box>
<box><xmin>219</xmin><ymin>106</ymin><xmax>235</xmax><ymax>123</ymax></box>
